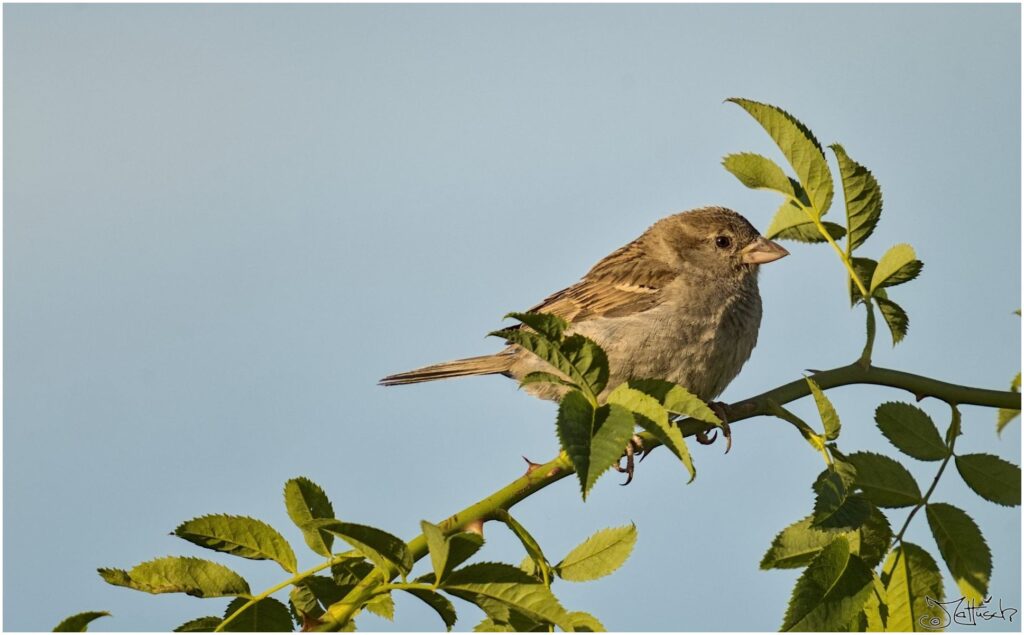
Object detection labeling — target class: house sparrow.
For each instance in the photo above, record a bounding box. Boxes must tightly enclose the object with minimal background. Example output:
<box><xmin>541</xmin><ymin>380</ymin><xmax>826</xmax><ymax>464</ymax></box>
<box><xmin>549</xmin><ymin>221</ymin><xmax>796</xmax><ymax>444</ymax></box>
<box><xmin>381</xmin><ymin>207</ymin><xmax>788</xmax><ymax>466</ymax></box>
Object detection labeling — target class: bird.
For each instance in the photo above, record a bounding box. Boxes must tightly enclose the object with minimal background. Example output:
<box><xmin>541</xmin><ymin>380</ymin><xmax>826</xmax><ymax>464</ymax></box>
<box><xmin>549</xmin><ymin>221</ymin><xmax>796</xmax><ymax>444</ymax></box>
<box><xmin>380</xmin><ymin>206</ymin><xmax>788</xmax><ymax>475</ymax></box>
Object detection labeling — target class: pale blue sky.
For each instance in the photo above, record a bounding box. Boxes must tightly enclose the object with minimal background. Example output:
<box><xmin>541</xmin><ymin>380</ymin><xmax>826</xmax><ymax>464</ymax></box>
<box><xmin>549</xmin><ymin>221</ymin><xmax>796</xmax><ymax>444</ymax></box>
<box><xmin>4</xmin><ymin>4</ymin><xmax>1020</xmax><ymax>632</ymax></box>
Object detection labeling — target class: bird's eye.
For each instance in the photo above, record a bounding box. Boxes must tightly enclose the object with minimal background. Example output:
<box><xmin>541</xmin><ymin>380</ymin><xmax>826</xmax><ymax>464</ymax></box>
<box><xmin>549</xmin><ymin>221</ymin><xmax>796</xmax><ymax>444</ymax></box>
<box><xmin>715</xmin><ymin>235</ymin><xmax>732</xmax><ymax>249</ymax></box>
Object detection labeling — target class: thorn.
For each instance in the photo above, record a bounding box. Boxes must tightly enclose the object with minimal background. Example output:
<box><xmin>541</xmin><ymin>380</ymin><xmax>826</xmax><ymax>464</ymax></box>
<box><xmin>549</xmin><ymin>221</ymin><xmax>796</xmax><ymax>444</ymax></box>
<box><xmin>522</xmin><ymin>456</ymin><xmax>542</xmax><ymax>474</ymax></box>
<box><xmin>915</xmin><ymin>392</ymin><xmax>927</xmax><ymax>402</ymax></box>
<box><xmin>805</xmin><ymin>368</ymin><xmax>822</xmax><ymax>374</ymax></box>
<box><xmin>464</xmin><ymin>519</ymin><xmax>485</xmax><ymax>536</ymax></box>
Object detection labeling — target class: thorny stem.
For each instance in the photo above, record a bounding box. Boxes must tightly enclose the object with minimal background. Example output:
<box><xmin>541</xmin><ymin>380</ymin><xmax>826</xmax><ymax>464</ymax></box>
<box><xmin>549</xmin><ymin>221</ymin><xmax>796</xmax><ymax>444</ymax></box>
<box><xmin>313</xmin><ymin>365</ymin><xmax>1017</xmax><ymax>631</ymax></box>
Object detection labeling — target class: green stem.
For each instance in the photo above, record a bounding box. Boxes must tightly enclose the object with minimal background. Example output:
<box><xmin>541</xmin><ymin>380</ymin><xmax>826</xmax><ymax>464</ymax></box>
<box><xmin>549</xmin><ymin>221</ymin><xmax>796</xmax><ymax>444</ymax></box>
<box><xmin>859</xmin><ymin>301</ymin><xmax>876</xmax><ymax>368</ymax></box>
<box><xmin>316</xmin><ymin>366</ymin><xmax>1017</xmax><ymax>631</ymax></box>
<box><xmin>887</xmin><ymin>406</ymin><xmax>961</xmax><ymax>574</ymax></box>
<box><xmin>800</xmin><ymin>203</ymin><xmax>871</xmax><ymax>300</ymax></box>
<box><xmin>765</xmin><ymin>399</ymin><xmax>832</xmax><ymax>466</ymax></box>
<box><xmin>214</xmin><ymin>555</ymin><xmax>350</xmax><ymax>632</ymax></box>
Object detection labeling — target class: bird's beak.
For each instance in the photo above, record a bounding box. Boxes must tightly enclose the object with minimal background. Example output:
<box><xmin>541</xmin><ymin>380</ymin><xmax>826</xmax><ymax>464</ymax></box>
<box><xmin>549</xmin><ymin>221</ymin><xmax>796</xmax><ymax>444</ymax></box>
<box><xmin>741</xmin><ymin>236</ymin><xmax>790</xmax><ymax>264</ymax></box>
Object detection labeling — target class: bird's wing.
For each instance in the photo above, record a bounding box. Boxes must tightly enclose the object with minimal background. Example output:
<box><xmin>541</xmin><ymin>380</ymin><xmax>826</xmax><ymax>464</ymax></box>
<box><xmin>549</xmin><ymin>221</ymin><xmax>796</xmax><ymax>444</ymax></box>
<box><xmin>527</xmin><ymin>240</ymin><xmax>677</xmax><ymax>322</ymax></box>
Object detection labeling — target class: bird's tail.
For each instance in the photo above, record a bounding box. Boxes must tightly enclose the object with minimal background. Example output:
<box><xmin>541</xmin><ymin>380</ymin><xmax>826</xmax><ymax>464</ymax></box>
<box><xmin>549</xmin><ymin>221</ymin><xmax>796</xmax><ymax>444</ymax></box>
<box><xmin>379</xmin><ymin>353</ymin><xmax>513</xmax><ymax>386</ymax></box>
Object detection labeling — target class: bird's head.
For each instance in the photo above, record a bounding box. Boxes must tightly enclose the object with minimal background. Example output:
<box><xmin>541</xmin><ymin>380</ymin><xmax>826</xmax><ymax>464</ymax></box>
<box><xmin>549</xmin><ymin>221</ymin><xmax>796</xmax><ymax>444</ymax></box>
<box><xmin>654</xmin><ymin>206</ymin><xmax>789</xmax><ymax>280</ymax></box>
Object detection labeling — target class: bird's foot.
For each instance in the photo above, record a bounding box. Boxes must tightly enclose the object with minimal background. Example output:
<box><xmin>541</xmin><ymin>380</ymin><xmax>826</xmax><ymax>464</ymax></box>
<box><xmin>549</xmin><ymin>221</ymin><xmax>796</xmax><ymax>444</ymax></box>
<box><xmin>613</xmin><ymin>435</ymin><xmax>646</xmax><ymax>485</ymax></box>
<box><xmin>695</xmin><ymin>402</ymin><xmax>732</xmax><ymax>453</ymax></box>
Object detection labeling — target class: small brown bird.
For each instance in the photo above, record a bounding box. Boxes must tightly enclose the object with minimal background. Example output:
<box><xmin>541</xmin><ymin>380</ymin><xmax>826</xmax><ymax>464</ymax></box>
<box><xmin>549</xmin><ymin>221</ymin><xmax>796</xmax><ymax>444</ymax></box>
<box><xmin>381</xmin><ymin>207</ymin><xmax>788</xmax><ymax>461</ymax></box>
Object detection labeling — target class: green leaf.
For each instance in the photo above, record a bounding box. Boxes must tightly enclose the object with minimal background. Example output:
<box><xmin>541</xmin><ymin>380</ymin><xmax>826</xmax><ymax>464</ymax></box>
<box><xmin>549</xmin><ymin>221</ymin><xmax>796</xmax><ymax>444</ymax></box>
<box><xmin>421</xmin><ymin>520</ymin><xmax>450</xmax><ymax>584</ymax></box>
<box><xmin>174</xmin><ymin>514</ymin><xmax>298</xmax><ymax>574</ymax></box>
<box><xmin>555</xmin><ymin>524</ymin><xmax>637</xmax><ymax>582</ymax></box>
<box><xmin>760</xmin><ymin>507</ymin><xmax>890</xmax><ymax>570</ymax></box>
<box><xmin>811</xmin><ymin>461</ymin><xmax>871</xmax><ymax>530</ymax></box>
<box><xmin>504</xmin><ymin>311</ymin><xmax>569</xmax><ymax>341</ymax></box>
<box><xmin>625</xmin><ymin>378</ymin><xmax>721</xmax><ymax>425</ymax></box>
<box><xmin>806</xmin><ymin>377</ymin><xmax>840</xmax><ymax>441</ymax></box>
<box><xmin>874</xmin><ymin>402</ymin><xmax>947</xmax><ymax>461</ymax></box>
<box><xmin>473</xmin><ymin>617</ymin><xmax>516</xmax><ymax>632</ymax></box>
<box><xmin>557</xmin><ymin>393</ymin><xmax>636</xmax><ymax>500</ymax></box>
<box><xmin>861</xmin><ymin>579</ymin><xmax>887</xmax><ymax>632</ymax></box>
<box><xmin>722</xmin><ymin>152</ymin><xmax>799</xmax><ymax>197</ymax></box>
<box><xmin>607</xmin><ymin>384</ymin><xmax>694</xmax><ymax>481</ymax></box>
<box><xmin>870</xmin><ymin>244</ymin><xmax>923</xmax><ymax>292</ymax></box>
<box><xmin>332</xmin><ymin>558</ymin><xmax>375</xmax><ymax>587</ymax></box>
<box><xmin>566</xmin><ymin>611</ymin><xmax>606</xmax><ymax>632</ymax></box>
<box><xmin>290</xmin><ymin>583</ymin><xmax>324</xmax><ymax>622</ymax></box>
<box><xmin>403</xmin><ymin>588</ymin><xmax>458</xmax><ymax>631</ymax></box>
<box><xmin>881</xmin><ymin>542</ymin><xmax>944</xmax><ymax>632</ymax></box>
<box><xmin>954</xmin><ymin>453</ymin><xmax>1021</xmax><ymax>506</ymax></box>
<box><xmin>855</xmin><ymin>507</ymin><xmax>894</xmax><ymax>570</ymax></box>
<box><xmin>519</xmin><ymin>371</ymin><xmax>577</xmax><ymax>391</ymax></box>
<box><xmin>222</xmin><ymin>597</ymin><xmax>294</xmax><ymax>632</ymax></box>
<box><xmin>173</xmin><ymin>616</ymin><xmax>223</xmax><ymax>632</ymax></box>
<box><xmin>925</xmin><ymin>503</ymin><xmax>992</xmax><ymax>602</ymax></box>
<box><xmin>298</xmin><ymin>574</ymin><xmax>351</xmax><ymax>613</ymax></box>
<box><xmin>313</xmin><ymin>520</ymin><xmax>414</xmax><ymax>575</ymax></box>
<box><xmin>53</xmin><ymin>611</ymin><xmax>111</xmax><ymax>632</ymax></box>
<box><xmin>446</xmin><ymin>532</ymin><xmax>486</xmax><ymax>574</ymax></box>
<box><xmin>494</xmin><ymin>512</ymin><xmax>550</xmax><ymax>581</ymax></box>
<box><xmin>727</xmin><ymin>98</ymin><xmax>833</xmax><ymax>215</ymax></box>
<box><xmin>996</xmin><ymin>372</ymin><xmax>1020</xmax><ymax>435</ymax></box>
<box><xmin>98</xmin><ymin>557</ymin><xmax>250</xmax><ymax>598</ymax></box>
<box><xmin>831</xmin><ymin>144</ymin><xmax>882</xmax><ymax>252</ymax></box>
<box><xmin>875</xmin><ymin>296</ymin><xmax>909</xmax><ymax>345</ymax></box>
<box><xmin>440</xmin><ymin>562</ymin><xmax>572</xmax><ymax>631</ymax></box>
<box><xmin>849</xmin><ymin>257</ymin><xmax>877</xmax><ymax>305</ymax></box>
<box><xmin>781</xmin><ymin>537</ymin><xmax>874</xmax><ymax>631</ymax></box>
<box><xmin>490</xmin><ymin>329</ymin><xmax>608</xmax><ymax>400</ymax></box>
<box><xmin>284</xmin><ymin>477</ymin><xmax>335</xmax><ymax>557</ymax></box>
<box><xmin>365</xmin><ymin>593</ymin><xmax>395</xmax><ymax>621</ymax></box>
<box><xmin>846</xmin><ymin>452</ymin><xmax>922</xmax><ymax>508</ymax></box>
<box><xmin>766</xmin><ymin>200</ymin><xmax>846</xmax><ymax>243</ymax></box>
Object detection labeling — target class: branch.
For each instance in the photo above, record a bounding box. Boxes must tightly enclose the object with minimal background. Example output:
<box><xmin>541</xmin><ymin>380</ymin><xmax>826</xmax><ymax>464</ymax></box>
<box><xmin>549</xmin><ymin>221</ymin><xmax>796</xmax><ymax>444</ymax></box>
<box><xmin>316</xmin><ymin>363</ymin><xmax>1020</xmax><ymax>630</ymax></box>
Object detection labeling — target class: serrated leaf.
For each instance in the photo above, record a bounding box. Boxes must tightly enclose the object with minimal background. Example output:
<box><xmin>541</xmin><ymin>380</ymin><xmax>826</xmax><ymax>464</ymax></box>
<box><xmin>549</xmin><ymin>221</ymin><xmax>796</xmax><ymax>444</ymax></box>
<box><xmin>881</xmin><ymin>542</ymin><xmax>944</xmax><ymax>631</ymax></box>
<box><xmin>490</xmin><ymin>330</ymin><xmax>608</xmax><ymax>400</ymax></box>
<box><xmin>173</xmin><ymin>616</ymin><xmax>222</xmax><ymax>632</ymax></box>
<box><xmin>850</xmin><ymin>257</ymin><xmax>878</xmax><ymax>305</ymax></box>
<box><xmin>925</xmin><ymin>503</ymin><xmax>992</xmax><ymax>602</ymax></box>
<box><xmin>404</xmin><ymin>588</ymin><xmax>458</xmax><ymax>631</ymax></box>
<box><xmin>861</xmin><ymin>580</ymin><xmax>887</xmax><ymax>632</ymax></box>
<box><xmin>298</xmin><ymin>574</ymin><xmax>351</xmax><ymax>613</ymax></box>
<box><xmin>806</xmin><ymin>377</ymin><xmax>840</xmax><ymax>441</ymax></box>
<box><xmin>290</xmin><ymin>583</ymin><xmax>323</xmax><ymax>622</ymax></box>
<box><xmin>53</xmin><ymin>611</ymin><xmax>111</xmax><ymax>632</ymax></box>
<box><xmin>421</xmin><ymin>520</ymin><xmax>449</xmax><ymax>584</ymax></box>
<box><xmin>766</xmin><ymin>200</ymin><xmax>846</xmax><ymax>243</ymax></box>
<box><xmin>495</xmin><ymin>512</ymin><xmax>549</xmax><ymax>581</ymax></box>
<box><xmin>607</xmin><ymin>384</ymin><xmax>694</xmax><ymax>481</ymax></box>
<box><xmin>954</xmin><ymin>453</ymin><xmax>1021</xmax><ymax>506</ymax></box>
<box><xmin>222</xmin><ymin>597</ymin><xmax>293</xmax><ymax>632</ymax></box>
<box><xmin>812</xmin><ymin>462</ymin><xmax>871</xmax><ymax>530</ymax></box>
<box><xmin>761</xmin><ymin>507</ymin><xmax>890</xmax><ymax>570</ymax></box>
<box><xmin>555</xmin><ymin>524</ymin><xmax>637</xmax><ymax>582</ymax></box>
<box><xmin>996</xmin><ymin>372</ymin><xmax>1020</xmax><ymax>435</ymax></box>
<box><xmin>98</xmin><ymin>557</ymin><xmax>250</xmax><ymax>598</ymax></box>
<box><xmin>566</xmin><ymin>611</ymin><xmax>606</xmax><ymax>632</ymax></box>
<box><xmin>781</xmin><ymin>537</ymin><xmax>874</xmax><ymax>631</ymax></box>
<box><xmin>519</xmin><ymin>371</ymin><xmax>577</xmax><ymax>391</ymax></box>
<box><xmin>625</xmin><ymin>378</ymin><xmax>721</xmax><ymax>424</ymax></box>
<box><xmin>365</xmin><ymin>593</ymin><xmax>395</xmax><ymax>621</ymax></box>
<box><xmin>874</xmin><ymin>402</ymin><xmax>947</xmax><ymax>461</ymax></box>
<box><xmin>284</xmin><ymin>477</ymin><xmax>335</xmax><ymax>557</ymax></box>
<box><xmin>331</xmin><ymin>558</ymin><xmax>375</xmax><ymax>587</ymax></box>
<box><xmin>722</xmin><ymin>152</ymin><xmax>799</xmax><ymax>197</ymax></box>
<box><xmin>870</xmin><ymin>244</ymin><xmax>923</xmax><ymax>292</ymax></box>
<box><xmin>440</xmin><ymin>562</ymin><xmax>572</xmax><ymax>631</ymax></box>
<box><xmin>846</xmin><ymin>452</ymin><xmax>922</xmax><ymax>508</ymax></box>
<box><xmin>473</xmin><ymin>617</ymin><xmax>516</xmax><ymax>632</ymax></box>
<box><xmin>446</xmin><ymin>532</ymin><xmax>486</xmax><ymax>574</ymax></box>
<box><xmin>504</xmin><ymin>311</ymin><xmax>569</xmax><ymax>341</ymax></box>
<box><xmin>727</xmin><ymin>98</ymin><xmax>833</xmax><ymax>215</ymax></box>
<box><xmin>174</xmin><ymin>514</ymin><xmax>298</xmax><ymax>574</ymax></box>
<box><xmin>831</xmin><ymin>144</ymin><xmax>882</xmax><ymax>252</ymax></box>
<box><xmin>856</xmin><ymin>506</ymin><xmax>894</xmax><ymax>570</ymax></box>
<box><xmin>557</xmin><ymin>393</ymin><xmax>636</xmax><ymax>499</ymax></box>
<box><xmin>312</xmin><ymin>520</ymin><xmax>413</xmax><ymax>575</ymax></box>
<box><xmin>876</xmin><ymin>296</ymin><xmax>909</xmax><ymax>345</ymax></box>
<box><xmin>556</xmin><ymin>390</ymin><xmax>596</xmax><ymax>494</ymax></box>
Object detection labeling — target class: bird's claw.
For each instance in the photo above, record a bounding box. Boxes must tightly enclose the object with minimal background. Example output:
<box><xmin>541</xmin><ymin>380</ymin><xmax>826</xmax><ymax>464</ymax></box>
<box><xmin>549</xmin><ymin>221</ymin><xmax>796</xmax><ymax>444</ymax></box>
<box><xmin>696</xmin><ymin>402</ymin><xmax>733</xmax><ymax>453</ymax></box>
<box><xmin>613</xmin><ymin>435</ymin><xmax>646</xmax><ymax>485</ymax></box>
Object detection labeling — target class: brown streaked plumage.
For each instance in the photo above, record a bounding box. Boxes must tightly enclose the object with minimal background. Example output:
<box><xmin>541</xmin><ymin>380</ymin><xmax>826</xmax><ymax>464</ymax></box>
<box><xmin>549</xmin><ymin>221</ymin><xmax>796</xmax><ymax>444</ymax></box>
<box><xmin>380</xmin><ymin>206</ymin><xmax>788</xmax><ymax>403</ymax></box>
